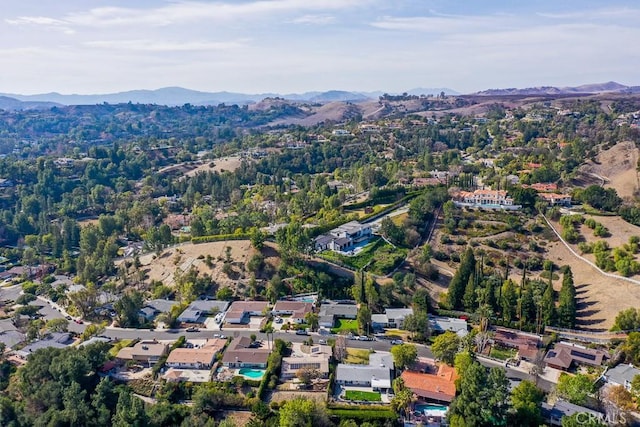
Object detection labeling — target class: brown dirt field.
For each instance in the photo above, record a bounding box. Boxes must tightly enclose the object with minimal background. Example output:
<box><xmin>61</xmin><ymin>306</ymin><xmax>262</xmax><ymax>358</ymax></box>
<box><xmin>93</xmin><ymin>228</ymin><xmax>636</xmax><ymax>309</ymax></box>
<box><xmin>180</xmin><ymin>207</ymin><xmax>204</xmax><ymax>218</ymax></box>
<box><xmin>576</xmin><ymin>215</ymin><xmax>640</xmax><ymax>249</ymax></box>
<box><xmin>544</xmin><ymin>239</ymin><xmax>640</xmax><ymax>331</ymax></box>
<box><xmin>185</xmin><ymin>156</ymin><xmax>244</xmax><ymax>177</ymax></box>
<box><xmin>580</xmin><ymin>141</ymin><xmax>640</xmax><ymax>199</ymax></box>
<box><xmin>139</xmin><ymin>240</ymin><xmax>252</xmax><ymax>289</ymax></box>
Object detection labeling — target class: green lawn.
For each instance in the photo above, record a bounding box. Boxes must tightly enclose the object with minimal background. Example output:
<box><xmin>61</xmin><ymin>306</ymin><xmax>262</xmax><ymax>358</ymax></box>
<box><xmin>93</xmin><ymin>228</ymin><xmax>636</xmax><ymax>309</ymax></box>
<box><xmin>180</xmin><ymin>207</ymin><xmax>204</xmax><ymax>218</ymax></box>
<box><xmin>319</xmin><ymin>238</ymin><xmax>407</xmax><ymax>275</ymax></box>
<box><xmin>331</xmin><ymin>319</ymin><xmax>359</xmax><ymax>334</ymax></box>
<box><xmin>345</xmin><ymin>390</ymin><xmax>382</xmax><ymax>402</ymax></box>
<box><xmin>489</xmin><ymin>345</ymin><xmax>517</xmax><ymax>361</ymax></box>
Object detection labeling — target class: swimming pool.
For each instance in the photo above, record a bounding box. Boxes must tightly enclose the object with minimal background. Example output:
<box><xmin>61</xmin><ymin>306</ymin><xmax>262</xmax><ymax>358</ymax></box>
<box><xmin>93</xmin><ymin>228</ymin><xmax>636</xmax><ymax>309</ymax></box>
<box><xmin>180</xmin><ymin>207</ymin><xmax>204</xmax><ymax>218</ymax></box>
<box><xmin>238</xmin><ymin>368</ymin><xmax>266</xmax><ymax>380</ymax></box>
<box><xmin>414</xmin><ymin>404</ymin><xmax>448</xmax><ymax>417</ymax></box>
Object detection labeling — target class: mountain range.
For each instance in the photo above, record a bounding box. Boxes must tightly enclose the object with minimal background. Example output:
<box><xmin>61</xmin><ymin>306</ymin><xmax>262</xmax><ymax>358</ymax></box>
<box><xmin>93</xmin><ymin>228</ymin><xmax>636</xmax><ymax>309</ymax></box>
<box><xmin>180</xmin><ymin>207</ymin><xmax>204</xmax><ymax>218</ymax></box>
<box><xmin>0</xmin><ymin>82</ymin><xmax>638</xmax><ymax>111</ymax></box>
<box><xmin>0</xmin><ymin>87</ymin><xmax>459</xmax><ymax>110</ymax></box>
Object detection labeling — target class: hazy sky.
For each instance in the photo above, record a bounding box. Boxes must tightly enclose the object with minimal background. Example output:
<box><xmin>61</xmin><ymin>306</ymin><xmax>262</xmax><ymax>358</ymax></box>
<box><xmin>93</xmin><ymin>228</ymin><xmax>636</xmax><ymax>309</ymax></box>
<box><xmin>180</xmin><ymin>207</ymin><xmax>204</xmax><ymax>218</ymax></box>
<box><xmin>1</xmin><ymin>0</ymin><xmax>639</xmax><ymax>95</ymax></box>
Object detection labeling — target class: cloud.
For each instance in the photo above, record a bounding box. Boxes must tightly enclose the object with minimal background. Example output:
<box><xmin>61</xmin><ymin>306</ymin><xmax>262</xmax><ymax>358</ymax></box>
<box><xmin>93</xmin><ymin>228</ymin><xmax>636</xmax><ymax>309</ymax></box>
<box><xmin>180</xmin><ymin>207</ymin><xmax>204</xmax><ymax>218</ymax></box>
<box><xmin>371</xmin><ymin>13</ymin><xmax>517</xmax><ymax>34</ymax></box>
<box><xmin>84</xmin><ymin>39</ymin><xmax>247</xmax><ymax>52</ymax></box>
<box><xmin>8</xmin><ymin>0</ymin><xmax>369</xmax><ymax>30</ymax></box>
<box><xmin>5</xmin><ymin>16</ymin><xmax>75</xmax><ymax>34</ymax></box>
<box><xmin>290</xmin><ymin>14</ymin><xmax>336</xmax><ymax>25</ymax></box>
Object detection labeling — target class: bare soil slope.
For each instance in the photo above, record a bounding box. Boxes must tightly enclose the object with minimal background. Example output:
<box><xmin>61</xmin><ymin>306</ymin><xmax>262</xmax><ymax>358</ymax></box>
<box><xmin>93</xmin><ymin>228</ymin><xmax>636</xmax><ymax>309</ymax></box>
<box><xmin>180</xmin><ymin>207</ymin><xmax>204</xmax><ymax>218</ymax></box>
<box><xmin>579</xmin><ymin>141</ymin><xmax>639</xmax><ymax>199</ymax></box>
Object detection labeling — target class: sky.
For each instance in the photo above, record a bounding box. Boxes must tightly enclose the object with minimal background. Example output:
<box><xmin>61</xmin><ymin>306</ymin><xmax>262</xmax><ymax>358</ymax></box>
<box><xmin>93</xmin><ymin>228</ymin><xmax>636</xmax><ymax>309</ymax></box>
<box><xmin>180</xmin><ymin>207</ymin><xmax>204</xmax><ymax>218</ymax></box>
<box><xmin>1</xmin><ymin>0</ymin><xmax>639</xmax><ymax>95</ymax></box>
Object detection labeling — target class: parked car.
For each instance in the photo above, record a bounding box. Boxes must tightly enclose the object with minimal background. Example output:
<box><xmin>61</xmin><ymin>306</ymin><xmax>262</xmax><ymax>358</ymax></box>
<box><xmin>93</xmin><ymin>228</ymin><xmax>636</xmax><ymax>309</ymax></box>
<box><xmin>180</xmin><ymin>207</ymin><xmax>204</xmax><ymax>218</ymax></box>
<box><xmin>390</xmin><ymin>339</ymin><xmax>403</xmax><ymax>345</ymax></box>
<box><xmin>296</xmin><ymin>329</ymin><xmax>309</xmax><ymax>335</ymax></box>
<box><xmin>274</xmin><ymin>317</ymin><xmax>283</xmax><ymax>324</ymax></box>
<box><xmin>186</xmin><ymin>327</ymin><xmax>200</xmax><ymax>332</ymax></box>
<box><xmin>318</xmin><ymin>339</ymin><xmax>327</xmax><ymax>344</ymax></box>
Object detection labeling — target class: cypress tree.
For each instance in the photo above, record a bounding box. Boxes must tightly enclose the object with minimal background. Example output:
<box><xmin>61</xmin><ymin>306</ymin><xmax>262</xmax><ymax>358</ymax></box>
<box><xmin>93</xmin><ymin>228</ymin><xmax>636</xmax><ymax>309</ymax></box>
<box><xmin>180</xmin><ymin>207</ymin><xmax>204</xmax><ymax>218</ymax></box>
<box><xmin>448</xmin><ymin>247</ymin><xmax>476</xmax><ymax>310</ymax></box>
<box><xmin>558</xmin><ymin>268</ymin><xmax>577</xmax><ymax>328</ymax></box>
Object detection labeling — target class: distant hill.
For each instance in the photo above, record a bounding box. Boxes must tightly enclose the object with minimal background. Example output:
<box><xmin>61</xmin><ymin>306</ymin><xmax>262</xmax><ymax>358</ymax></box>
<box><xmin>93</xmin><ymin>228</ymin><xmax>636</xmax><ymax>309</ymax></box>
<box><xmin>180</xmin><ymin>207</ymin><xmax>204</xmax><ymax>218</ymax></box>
<box><xmin>475</xmin><ymin>81</ymin><xmax>632</xmax><ymax>96</ymax></box>
<box><xmin>0</xmin><ymin>95</ymin><xmax>61</xmax><ymax>111</ymax></box>
<box><xmin>0</xmin><ymin>86</ymin><xmax>465</xmax><ymax>107</ymax></box>
<box><xmin>0</xmin><ymin>87</ymin><xmax>376</xmax><ymax>106</ymax></box>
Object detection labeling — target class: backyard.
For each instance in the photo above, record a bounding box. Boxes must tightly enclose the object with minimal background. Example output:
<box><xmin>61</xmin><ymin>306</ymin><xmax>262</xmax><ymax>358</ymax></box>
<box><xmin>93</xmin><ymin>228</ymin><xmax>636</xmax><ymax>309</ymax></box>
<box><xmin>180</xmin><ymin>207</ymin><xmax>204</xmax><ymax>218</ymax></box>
<box><xmin>489</xmin><ymin>345</ymin><xmax>517</xmax><ymax>361</ymax></box>
<box><xmin>319</xmin><ymin>238</ymin><xmax>407</xmax><ymax>276</ymax></box>
<box><xmin>345</xmin><ymin>390</ymin><xmax>382</xmax><ymax>402</ymax></box>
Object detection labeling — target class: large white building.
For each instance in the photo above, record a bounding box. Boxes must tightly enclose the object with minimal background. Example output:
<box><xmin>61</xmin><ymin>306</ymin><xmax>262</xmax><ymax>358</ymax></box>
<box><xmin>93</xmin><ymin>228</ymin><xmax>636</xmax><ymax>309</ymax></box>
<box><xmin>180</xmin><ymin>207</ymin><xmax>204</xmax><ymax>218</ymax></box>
<box><xmin>314</xmin><ymin>221</ymin><xmax>373</xmax><ymax>253</ymax></box>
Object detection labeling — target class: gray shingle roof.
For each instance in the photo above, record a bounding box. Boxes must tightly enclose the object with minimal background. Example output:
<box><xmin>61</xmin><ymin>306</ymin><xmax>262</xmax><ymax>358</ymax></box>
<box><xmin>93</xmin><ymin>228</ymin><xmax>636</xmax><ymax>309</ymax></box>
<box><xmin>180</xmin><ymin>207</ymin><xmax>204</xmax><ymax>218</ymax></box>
<box><xmin>605</xmin><ymin>364</ymin><xmax>640</xmax><ymax>386</ymax></box>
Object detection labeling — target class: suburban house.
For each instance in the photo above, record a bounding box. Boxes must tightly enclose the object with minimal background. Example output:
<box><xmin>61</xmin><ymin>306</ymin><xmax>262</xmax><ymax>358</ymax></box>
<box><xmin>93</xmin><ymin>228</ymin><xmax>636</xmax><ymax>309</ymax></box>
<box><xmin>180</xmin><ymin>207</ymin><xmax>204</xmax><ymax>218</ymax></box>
<box><xmin>165</xmin><ymin>339</ymin><xmax>226</xmax><ymax>370</ymax></box>
<box><xmin>224</xmin><ymin>301</ymin><xmax>270</xmax><ymax>324</ymax></box>
<box><xmin>140</xmin><ymin>299</ymin><xmax>179</xmax><ymax>322</ymax></box>
<box><xmin>281</xmin><ymin>343</ymin><xmax>332</xmax><ymax>379</ymax></box>
<box><xmin>429</xmin><ymin>316</ymin><xmax>469</xmax><ymax>337</ymax></box>
<box><xmin>401</xmin><ymin>362</ymin><xmax>459</xmax><ymax>404</ymax></box>
<box><xmin>116</xmin><ymin>340</ymin><xmax>169</xmax><ymax>366</ymax></box>
<box><xmin>221</xmin><ymin>337</ymin><xmax>271</xmax><ymax>368</ymax></box>
<box><xmin>542</xmin><ymin>400</ymin><xmax>605</xmax><ymax>426</ymax></box>
<box><xmin>0</xmin><ymin>319</ymin><xmax>25</xmax><ymax>349</ymax></box>
<box><xmin>335</xmin><ymin>353</ymin><xmax>394</xmax><ymax>393</ymax></box>
<box><xmin>601</xmin><ymin>364</ymin><xmax>640</xmax><ymax>390</ymax></box>
<box><xmin>176</xmin><ymin>300</ymin><xmax>230</xmax><ymax>324</ymax></box>
<box><xmin>371</xmin><ymin>307</ymin><xmax>414</xmax><ymax>329</ymax></box>
<box><xmin>314</xmin><ymin>221</ymin><xmax>372</xmax><ymax>253</ymax></box>
<box><xmin>537</xmin><ymin>192</ymin><xmax>572</xmax><ymax>206</ymax></box>
<box><xmin>319</xmin><ymin>302</ymin><xmax>358</xmax><ymax>328</ymax></box>
<box><xmin>272</xmin><ymin>301</ymin><xmax>314</xmax><ymax>324</ymax></box>
<box><xmin>544</xmin><ymin>342</ymin><xmax>609</xmax><ymax>371</ymax></box>
<box><xmin>523</xmin><ymin>182</ymin><xmax>558</xmax><ymax>192</ymax></box>
<box><xmin>492</xmin><ymin>328</ymin><xmax>541</xmax><ymax>361</ymax></box>
<box><xmin>15</xmin><ymin>332</ymin><xmax>74</xmax><ymax>359</ymax></box>
<box><xmin>454</xmin><ymin>189</ymin><xmax>521</xmax><ymax>210</ymax></box>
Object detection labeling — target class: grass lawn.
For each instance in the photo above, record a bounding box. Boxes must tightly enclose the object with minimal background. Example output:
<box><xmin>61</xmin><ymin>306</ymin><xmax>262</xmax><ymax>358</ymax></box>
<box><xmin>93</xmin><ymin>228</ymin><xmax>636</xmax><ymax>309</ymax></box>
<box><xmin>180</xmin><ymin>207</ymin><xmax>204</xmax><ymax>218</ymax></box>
<box><xmin>345</xmin><ymin>390</ymin><xmax>382</xmax><ymax>402</ymax></box>
<box><xmin>109</xmin><ymin>339</ymin><xmax>132</xmax><ymax>357</ymax></box>
<box><xmin>344</xmin><ymin>348</ymin><xmax>370</xmax><ymax>364</ymax></box>
<box><xmin>391</xmin><ymin>212</ymin><xmax>408</xmax><ymax>226</ymax></box>
<box><xmin>489</xmin><ymin>345</ymin><xmax>517</xmax><ymax>361</ymax></box>
<box><xmin>331</xmin><ymin>319</ymin><xmax>359</xmax><ymax>334</ymax></box>
<box><xmin>319</xmin><ymin>238</ymin><xmax>407</xmax><ymax>276</ymax></box>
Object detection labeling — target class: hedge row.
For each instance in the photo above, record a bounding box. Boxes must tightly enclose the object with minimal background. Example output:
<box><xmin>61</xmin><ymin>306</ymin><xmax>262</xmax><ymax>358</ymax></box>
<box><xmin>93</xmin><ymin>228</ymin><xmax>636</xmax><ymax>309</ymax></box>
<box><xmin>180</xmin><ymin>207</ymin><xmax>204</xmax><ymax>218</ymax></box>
<box><xmin>191</xmin><ymin>234</ymin><xmax>250</xmax><ymax>244</ymax></box>
<box><xmin>328</xmin><ymin>408</ymin><xmax>397</xmax><ymax>421</ymax></box>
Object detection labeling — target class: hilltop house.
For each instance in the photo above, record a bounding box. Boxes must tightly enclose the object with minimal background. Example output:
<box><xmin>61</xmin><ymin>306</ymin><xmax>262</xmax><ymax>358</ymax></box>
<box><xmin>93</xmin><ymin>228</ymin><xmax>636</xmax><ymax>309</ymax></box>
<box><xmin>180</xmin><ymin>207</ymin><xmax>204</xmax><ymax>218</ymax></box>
<box><xmin>314</xmin><ymin>221</ymin><xmax>372</xmax><ymax>253</ymax></box>
<box><xmin>537</xmin><ymin>193</ymin><xmax>572</xmax><ymax>207</ymax></box>
<box><xmin>454</xmin><ymin>189</ymin><xmax>521</xmax><ymax>210</ymax></box>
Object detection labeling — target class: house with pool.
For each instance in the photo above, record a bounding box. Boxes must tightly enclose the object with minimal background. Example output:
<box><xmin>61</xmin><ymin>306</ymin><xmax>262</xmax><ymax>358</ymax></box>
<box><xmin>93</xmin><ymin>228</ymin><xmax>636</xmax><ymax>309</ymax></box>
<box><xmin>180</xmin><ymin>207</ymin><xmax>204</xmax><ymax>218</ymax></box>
<box><xmin>221</xmin><ymin>336</ymin><xmax>271</xmax><ymax>369</ymax></box>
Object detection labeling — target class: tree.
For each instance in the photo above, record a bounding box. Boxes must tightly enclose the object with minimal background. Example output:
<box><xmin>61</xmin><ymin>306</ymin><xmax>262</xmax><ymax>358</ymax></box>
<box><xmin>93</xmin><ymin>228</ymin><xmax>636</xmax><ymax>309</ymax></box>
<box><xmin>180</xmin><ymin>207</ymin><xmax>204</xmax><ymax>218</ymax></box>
<box><xmin>305</xmin><ymin>312</ymin><xmax>319</xmax><ymax>332</ymax></box>
<box><xmin>448</xmin><ymin>361</ymin><xmax>511</xmax><ymax>426</ymax></box>
<box><xmin>556</xmin><ymin>373</ymin><xmax>594</xmax><ymax>405</ymax></box>
<box><xmin>432</xmin><ymin>331</ymin><xmax>461</xmax><ymax>366</ymax></box>
<box><xmin>46</xmin><ymin>318</ymin><xmax>69</xmax><ymax>333</ymax></box>
<box><xmin>390</xmin><ymin>343</ymin><xmax>418</xmax><ymax>370</ymax></box>
<box><xmin>510</xmin><ymin>380</ymin><xmax>544</xmax><ymax>427</ymax></box>
<box><xmin>561</xmin><ymin>413</ymin><xmax>606</xmax><ymax>427</ymax></box>
<box><xmin>501</xmin><ymin>280</ymin><xmax>517</xmax><ymax>323</ymax></box>
<box><xmin>402</xmin><ymin>311</ymin><xmax>429</xmax><ymax>342</ymax></box>
<box><xmin>250</xmin><ymin>228</ymin><xmax>266</xmax><ymax>250</ymax></box>
<box><xmin>623</xmin><ymin>332</ymin><xmax>640</xmax><ymax>365</ymax></box>
<box><xmin>296</xmin><ymin>367</ymin><xmax>320</xmax><ymax>386</ymax></box>
<box><xmin>112</xmin><ymin>390</ymin><xmax>149</xmax><ymax>427</ymax></box>
<box><xmin>279</xmin><ymin>397</ymin><xmax>330</xmax><ymax>427</ymax></box>
<box><xmin>541</xmin><ymin>283</ymin><xmax>556</xmax><ymax>327</ymax></box>
<box><xmin>334</xmin><ymin>335</ymin><xmax>347</xmax><ymax>362</ymax></box>
<box><xmin>357</xmin><ymin>305</ymin><xmax>371</xmax><ymax>335</ymax></box>
<box><xmin>448</xmin><ymin>248</ymin><xmax>476</xmax><ymax>310</ymax></box>
<box><xmin>463</xmin><ymin>276</ymin><xmax>476</xmax><ymax>312</ymax></box>
<box><xmin>606</xmin><ymin>385</ymin><xmax>634</xmax><ymax>411</ymax></box>
<box><xmin>216</xmin><ymin>287</ymin><xmax>234</xmax><ymax>301</ymax></box>
<box><xmin>611</xmin><ymin>308</ymin><xmax>640</xmax><ymax>331</ymax></box>
<box><xmin>557</xmin><ymin>268</ymin><xmax>577</xmax><ymax>328</ymax></box>
<box><xmin>114</xmin><ymin>290</ymin><xmax>144</xmax><ymax>328</ymax></box>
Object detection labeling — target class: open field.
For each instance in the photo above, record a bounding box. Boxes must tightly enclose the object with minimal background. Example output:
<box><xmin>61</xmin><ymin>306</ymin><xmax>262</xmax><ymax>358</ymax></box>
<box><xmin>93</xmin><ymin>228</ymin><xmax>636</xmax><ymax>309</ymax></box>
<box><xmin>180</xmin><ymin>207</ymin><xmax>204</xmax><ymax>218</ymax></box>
<box><xmin>332</xmin><ymin>319</ymin><xmax>359</xmax><ymax>334</ymax></box>
<box><xmin>582</xmin><ymin>141</ymin><xmax>639</xmax><ymax>200</ymax></box>
<box><xmin>185</xmin><ymin>156</ymin><xmax>245</xmax><ymax>177</ymax></box>
<box><xmin>138</xmin><ymin>240</ymin><xmax>253</xmax><ymax>289</ymax></box>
